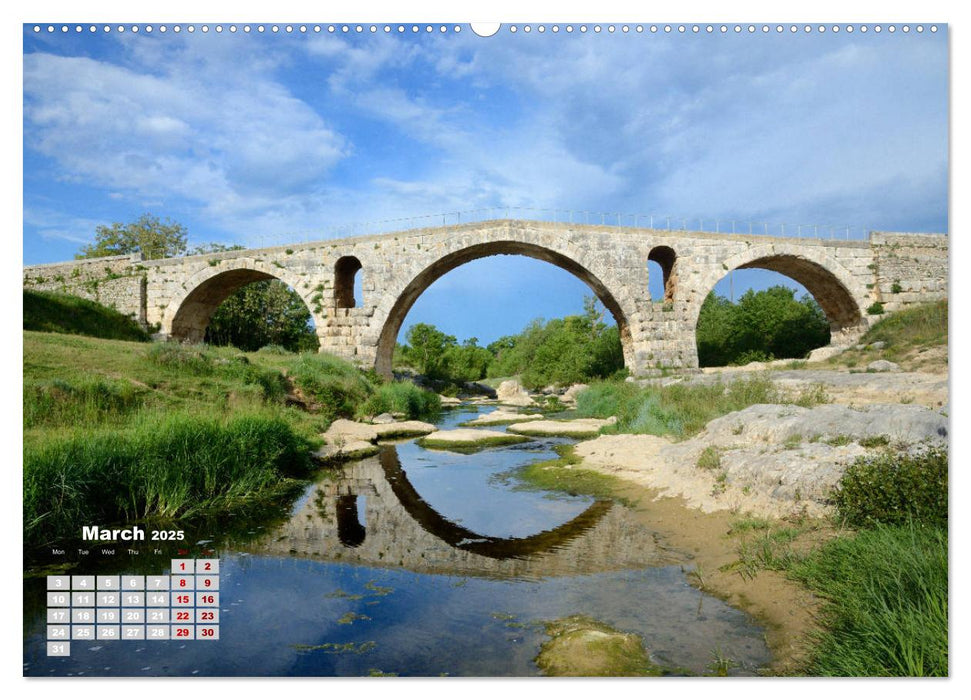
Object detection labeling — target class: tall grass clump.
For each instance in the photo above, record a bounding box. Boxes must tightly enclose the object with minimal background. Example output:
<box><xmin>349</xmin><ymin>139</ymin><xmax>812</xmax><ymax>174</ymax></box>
<box><xmin>357</xmin><ymin>381</ymin><xmax>441</xmax><ymax>420</ymax></box>
<box><xmin>860</xmin><ymin>299</ymin><xmax>948</xmax><ymax>350</ymax></box>
<box><xmin>24</xmin><ymin>377</ymin><xmax>144</xmax><ymax>428</ymax></box>
<box><xmin>24</xmin><ymin>412</ymin><xmax>314</xmax><ymax>547</ymax></box>
<box><xmin>288</xmin><ymin>353</ymin><xmax>374</xmax><ymax>419</ymax></box>
<box><xmin>832</xmin><ymin>447</ymin><xmax>947</xmax><ymax>529</ymax></box>
<box><xmin>146</xmin><ymin>342</ymin><xmax>215</xmax><ymax>374</ymax></box>
<box><xmin>217</xmin><ymin>355</ymin><xmax>289</xmax><ymax>403</ymax></box>
<box><xmin>23</xmin><ymin>290</ymin><xmax>150</xmax><ymax>342</ymax></box>
<box><xmin>790</xmin><ymin>524</ymin><xmax>948</xmax><ymax>676</ymax></box>
<box><xmin>575</xmin><ymin>375</ymin><xmax>786</xmax><ymax>438</ymax></box>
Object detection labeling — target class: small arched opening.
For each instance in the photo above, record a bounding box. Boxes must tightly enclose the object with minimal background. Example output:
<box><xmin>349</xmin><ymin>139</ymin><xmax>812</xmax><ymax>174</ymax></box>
<box><xmin>336</xmin><ymin>495</ymin><xmax>366</xmax><ymax>548</ymax></box>
<box><xmin>648</xmin><ymin>245</ymin><xmax>677</xmax><ymax>303</ymax></box>
<box><xmin>334</xmin><ymin>256</ymin><xmax>363</xmax><ymax>308</ymax></box>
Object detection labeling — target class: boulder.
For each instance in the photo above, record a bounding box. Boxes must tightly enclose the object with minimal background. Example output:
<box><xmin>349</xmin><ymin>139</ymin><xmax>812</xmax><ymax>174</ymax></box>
<box><xmin>497</xmin><ymin>379</ymin><xmax>534</xmax><ymax>406</ymax></box>
<box><xmin>807</xmin><ymin>345</ymin><xmax>842</xmax><ymax>362</ymax></box>
<box><xmin>561</xmin><ymin>383</ymin><xmax>589</xmax><ymax>404</ymax></box>
<box><xmin>867</xmin><ymin>360</ymin><xmax>900</xmax><ymax>373</ymax></box>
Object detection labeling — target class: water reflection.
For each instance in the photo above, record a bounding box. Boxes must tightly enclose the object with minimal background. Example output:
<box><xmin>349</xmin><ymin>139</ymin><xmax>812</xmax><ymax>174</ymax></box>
<box><xmin>23</xmin><ymin>408</ymin><xmax>772</xmax><ymax>677</ymax></box>
<box><xmin>245</xmin><ymin>444</ymin><xmax>683</xmax><ymax>579</ymax></box>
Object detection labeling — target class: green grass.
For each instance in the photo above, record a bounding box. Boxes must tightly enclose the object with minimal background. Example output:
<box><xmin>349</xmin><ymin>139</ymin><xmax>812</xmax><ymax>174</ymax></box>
<box><xmin>22</xmin><ymin>330</ymin><xmax>443</xmax><ymax>548</ymax></box>
<box><xmin>512</xmin><ymin>445</ymin><xmax>632</xmax><ymax>503</ymax></box>
<box><xmin>415</xmin><ymin>433</ymin><xmax>530</xmax><ymax>451</ymax></box>
<box><xmin>789</xmin><ymin>524</ymin><xmax>947</xmax><ymax>676</ymax></box>
<box><xmin>828</xmin><ymin>300</ymin><xmax>948</xmax><ymax>369</ymax></box>
<box><xmin>574</xmin><ymin>374</ymin><xmax>827</xmax><ymax>439</ymax></box>
<box><xmin>357</xmin><ymin>381</ymin><xmax>442</xmax><ymax>420</ymax></box>
<box><xmin>287</xmin><ymin>353</ymin><xmax>375</xmax><ymax>420</ymax></box>
<box><xmin>861</xmin><ymin>299</ymin><xmax>948</xmax><ymax>350</ymax></box>
<box><xmin>696</xmin><ymin>446</ymin><xmax>721</xmax><ymax>470</ymax></box>
<box><xmin>24</xmin><ymin>289</ymin><xmax>150</xmax><ymax>341</ymax></box>
<box><xmin>24</xmin><ymin>411</ymin><xmax>314</xmax><ymax>547</ymax></box>
<box><xmin>24</xmin><ymin>377</ymin><xmax>145</xmax><ymax>428</ymax></box>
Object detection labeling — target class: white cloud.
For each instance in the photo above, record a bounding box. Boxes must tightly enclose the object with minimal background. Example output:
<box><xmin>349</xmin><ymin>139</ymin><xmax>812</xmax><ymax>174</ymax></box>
<box><xmin>23</xmin><ymin>45</ymin><xmax>348</xmax><ymax>215</ymax></box>
<box><xmin>23</xmin><ymin>28</ymin><xmax>947</xmax><ymax>257</ymax></box>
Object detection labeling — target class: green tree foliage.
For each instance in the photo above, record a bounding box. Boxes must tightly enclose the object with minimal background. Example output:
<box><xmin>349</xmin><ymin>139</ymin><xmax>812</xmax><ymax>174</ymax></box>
<box><xmin>396</xmin><ymin>298</ymin><xmax>625</xmax><ymax>388</ymax></box>
<box><xmin>205</xmin><ymin>280</ymin><xmax>318</xmax><ymax>353</ymax></box>
<box><xmin>487</xmin><ymin>298</ymin><xmax>624</xmax><ymax>389</ymax></box>
<box><xmin>696</xmin><ymin>286</ymin><xmax>830</xmax><ymax>366</ymax></box>
<box><xmin>401</xmin><ymin>323</ymin><xmax>456</xmax><ymax>379</ymax></box>
<box><xmin>444</xmin><ymin>338</ymin><xmax>494</xmax><ymax>384</ymax></box>
<box><xmin>77</xmin><ymin>214</ymin><xmax>188</xmax><ymax>260</ymax></box>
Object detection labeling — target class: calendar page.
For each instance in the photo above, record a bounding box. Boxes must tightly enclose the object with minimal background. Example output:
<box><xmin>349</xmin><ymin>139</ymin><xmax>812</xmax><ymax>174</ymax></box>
<box><xmin>22</xmin><ymin>16</ymin><xmax>949</xmax><ymax>680</ymax></box>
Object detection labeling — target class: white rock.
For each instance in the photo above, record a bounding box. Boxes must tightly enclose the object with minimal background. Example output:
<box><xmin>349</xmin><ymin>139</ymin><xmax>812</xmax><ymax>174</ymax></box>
<box><xmin>867</xmin><ymin>360</ymin><xmax>900</xmax><ymax>373</ymax></box>
<box><xmin>496</xmin><ymin>379</ymin><xmax>534</xmax><ymax>406</ymax></box>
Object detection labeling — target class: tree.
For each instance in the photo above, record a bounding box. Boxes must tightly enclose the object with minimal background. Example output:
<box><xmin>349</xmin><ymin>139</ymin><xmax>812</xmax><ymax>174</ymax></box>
<box><xmin>403</xmin><ymin>323</ymin><xmax>456</xmax><ymax>379</ymax></box>
<box><xmin>696</xmin><ymin>286</ymin><xmax>831</xmax><ymax>366</ymax></box>
<box><xmin>77</xmin><ymin>214</ymin><xmax>188</xmax><ymax>260</ymax></box>
<box><xmin>205</xmin><ymin>280</ymin><xmax>318</xmax><ymax>353</ymax></box>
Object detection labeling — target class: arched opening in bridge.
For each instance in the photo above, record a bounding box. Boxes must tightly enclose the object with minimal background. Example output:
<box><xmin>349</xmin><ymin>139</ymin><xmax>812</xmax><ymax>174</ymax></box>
<box><xmin>334</xmin><ymin>256</ymin><xmax>363</xmax><ymax>308</ymax></box>
<box><xmin>694</xmin><ymin>256</ymin><xmax>862</xmax><ymax>367</ymax></box>
<box><xmin>647</xmin><ymin>245</ymin><xmax>677</xmax><ymax>303</ymax></box>
<box><xmin>375</xmin><ymin>241</ymin><xmax>633</xmax><ymax>383</ymax></box>
<box><xmin>171</xmin><ymin>269</ymin><xmax>319</xmax><ymax>352</ymax></box>
<box><xmin>336</xmin><ymin>495</ymin><xmax>366</xmax><ymax>548</ymax></box>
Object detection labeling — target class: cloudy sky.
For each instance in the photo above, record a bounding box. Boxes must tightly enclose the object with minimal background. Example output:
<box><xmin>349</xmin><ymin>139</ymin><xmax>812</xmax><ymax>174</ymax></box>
<box><xmin>22</xmin><ymin>23</ymin><xmax>948</xmax><ymax>343</ymax></box>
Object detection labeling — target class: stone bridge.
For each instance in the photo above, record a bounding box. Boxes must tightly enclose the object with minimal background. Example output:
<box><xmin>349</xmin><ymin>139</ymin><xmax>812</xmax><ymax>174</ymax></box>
<box><xmin>22</xmin><ymin>219</ymin><xmax>947</xmax><ymax>376</ymax></box>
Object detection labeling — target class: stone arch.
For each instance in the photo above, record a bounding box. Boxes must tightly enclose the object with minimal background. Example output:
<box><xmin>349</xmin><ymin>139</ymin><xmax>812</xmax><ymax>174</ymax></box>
<box><xmin>689</xmin><ymin>244</ymin><xmax>868</xmax><ymax>356</ymax></box>
<box><xmin>163</xmin><ymin>260</ymin><xmax>317</xmax><ymax>344</ymax></box>
<box><xmin>648</xmin><ymin>245</ymin><xmax>678</xmax><ymax>302</ymax></box>
<box><xmin>378</xmin><ymin>447</ymin><xmax>612</xmax><ymax>559</ymax></box>
<box><xmin>373</xmin><ymin>240</ymin><xmax>635</xmax><ymax>377</ymax></box>
<box><xmin>334</xmin><ymin>255</ymin><xmax>363</xmax><ymax>308</ymax></box>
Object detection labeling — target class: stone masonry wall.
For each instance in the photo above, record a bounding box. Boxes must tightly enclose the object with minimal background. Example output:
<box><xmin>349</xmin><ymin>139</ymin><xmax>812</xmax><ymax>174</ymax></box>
<box><xmin>22</xmin><ymin>254</ymin><xmax>147</xmax><ymax>324</ymax></box>
<box><xmin>869</xmin><ymin>232</ymin><xmax>949</xmax><ymax>313</ymax></box>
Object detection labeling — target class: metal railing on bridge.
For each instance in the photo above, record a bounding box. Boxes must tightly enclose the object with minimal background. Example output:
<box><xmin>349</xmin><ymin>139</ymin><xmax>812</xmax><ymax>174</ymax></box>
<box><xmin>184</xmin><ymin>206</ymin><xmax>938</xmax><ymax>255</ymax></box>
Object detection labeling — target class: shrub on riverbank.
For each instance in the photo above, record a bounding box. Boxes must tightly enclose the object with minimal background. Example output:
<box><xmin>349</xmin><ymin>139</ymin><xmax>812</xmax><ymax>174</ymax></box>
<box><xmin>833</xmin><ymin>447</ymin><xmax>947</xmax><ymax>529</ymax></box>
<box><xmin>287</xmin><ymin>353</ymin><xmax>374</xmax><ymax>419</ymax></box>
<box><xmin>790</xmin><ymin>523</ymin><xmax>947</xmax><ymax>676</ymax></box>
<box><xmin>24</xmin><ymin>412</ymin><xmax>314</xmax><ymax>547</ymax></box>
<box><xmin>358</xmin><ymin>381</ymin><xmax>442</xmax><ymax>420</ymax></box>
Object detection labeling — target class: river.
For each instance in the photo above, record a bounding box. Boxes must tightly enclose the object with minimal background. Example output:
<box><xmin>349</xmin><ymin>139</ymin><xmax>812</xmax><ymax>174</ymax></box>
<box><xmin>23</xmin><ymin>405</ymin><xmax>771</xmax><ymax>677</ymax></box>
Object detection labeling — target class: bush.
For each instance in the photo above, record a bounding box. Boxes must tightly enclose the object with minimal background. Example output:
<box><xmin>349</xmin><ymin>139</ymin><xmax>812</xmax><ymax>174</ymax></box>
<box><xmin>867</xmin><ymin>301</ymin><xmax>885</xmax><ymax>315</ymax></box>
<box><xmin>357</xmin><ymin>381</ymin><xmax>442</xmax><ymax>420</ymax></box>
<box><xmin>832</xmin><ymin>447</ymin><xmax>947</xmax><ymax>529</ymax></box>
<box><xmin>288</xmin><ymin>353</ymin><xmax>374</xmax><ymax>419</ymax></box>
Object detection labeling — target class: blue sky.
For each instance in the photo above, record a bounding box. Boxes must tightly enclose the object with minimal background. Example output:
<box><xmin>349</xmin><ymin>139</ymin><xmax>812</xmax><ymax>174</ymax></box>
<box><xmin>22</xmin><ymin>23</ymin><xmax>948</xmax><ymax>344</ymax></box>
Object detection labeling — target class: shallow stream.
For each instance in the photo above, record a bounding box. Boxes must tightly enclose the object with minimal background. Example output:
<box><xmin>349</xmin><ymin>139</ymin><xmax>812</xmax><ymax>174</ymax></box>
<box><xmin>23</xmin><ymin>406</ymin><xmax>771</xmax><ymax>677</ymax></box>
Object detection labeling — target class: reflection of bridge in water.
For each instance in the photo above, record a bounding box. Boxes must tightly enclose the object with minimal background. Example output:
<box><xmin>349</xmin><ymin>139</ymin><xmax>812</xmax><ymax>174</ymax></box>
<box><xmin>246</xmin><ymin>446</ymin><xmax>685</xmax><ymax>579</ymax></box>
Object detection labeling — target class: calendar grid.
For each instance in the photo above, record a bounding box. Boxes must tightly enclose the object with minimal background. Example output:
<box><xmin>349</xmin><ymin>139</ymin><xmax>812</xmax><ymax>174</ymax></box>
<box><xmin>45</xmin><ymin>559</ymin><xmax>220</xmax><ymax>656</ymax></box>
